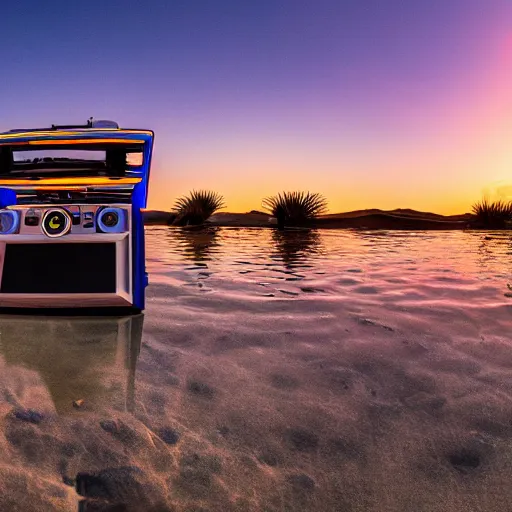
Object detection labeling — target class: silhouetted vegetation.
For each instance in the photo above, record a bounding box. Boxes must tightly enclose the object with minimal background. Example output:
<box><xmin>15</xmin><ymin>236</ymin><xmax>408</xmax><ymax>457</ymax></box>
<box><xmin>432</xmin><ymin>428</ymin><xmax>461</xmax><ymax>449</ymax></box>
<box><xmin>172</xmin><ymin>190</ymin><xmax>225</xmax><ymax>226</ymax></box>
<box><xmin>262</xmin><ymin>192</ymin><xmax>328</xmax><ymax>228</ymax></box>
<box><xmin>471</xmin><ymin>199</ymin><xmax>512</xmax><ymax>229</ymax></box>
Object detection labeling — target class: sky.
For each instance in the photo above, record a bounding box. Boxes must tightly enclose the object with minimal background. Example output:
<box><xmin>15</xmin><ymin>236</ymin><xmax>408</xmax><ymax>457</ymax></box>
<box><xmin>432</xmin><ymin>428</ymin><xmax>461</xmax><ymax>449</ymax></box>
<box><xmin>0</xmin><ymin>0</ymin><xmax>511</xmax><ymax>214</ymax></box>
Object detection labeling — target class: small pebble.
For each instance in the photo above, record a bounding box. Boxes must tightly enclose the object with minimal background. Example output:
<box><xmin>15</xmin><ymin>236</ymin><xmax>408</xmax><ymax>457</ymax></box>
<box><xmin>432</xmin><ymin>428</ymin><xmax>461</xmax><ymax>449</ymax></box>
<box><xmin>158</xmin><ymin>427</ymin><xmax>181</xmax><ymax>445</ymax></box>
<box><xmin>12</xmin><ymin>408</ymin><xmax>44</xmax><ymax>424</ymax></box>
<box><xmin>73</xmin><ymin>399</ymin><xmax>85</xmax><ymax>409</ymax></box>
<box><xmin>99</xmin><ymin>420</ymin><xmax>119</xmax><ymax>434</ymax></box>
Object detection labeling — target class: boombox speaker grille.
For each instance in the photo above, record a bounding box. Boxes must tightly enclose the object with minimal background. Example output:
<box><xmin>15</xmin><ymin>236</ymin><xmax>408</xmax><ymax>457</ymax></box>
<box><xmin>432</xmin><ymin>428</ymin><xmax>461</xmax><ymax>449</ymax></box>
<box><xmin>1</xmin><ymin>243</ymin><xmax>117</xmax><ymax>294</ymax></box>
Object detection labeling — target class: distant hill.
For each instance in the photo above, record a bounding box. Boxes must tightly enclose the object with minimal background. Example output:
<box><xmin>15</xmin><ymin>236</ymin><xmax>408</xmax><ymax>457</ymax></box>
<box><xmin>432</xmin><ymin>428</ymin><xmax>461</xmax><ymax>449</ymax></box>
<box><xmin>143</xmin><ymin>207</ymin><xmax>475</xmax><ymax>230</ymax></box>
<box><xmin>142</xmin><ymin>210</ymin><xmax>174</xmax><ymax>224</ymax></box>
<box><xmin>322</xmin><ymin>208</ymin><xmax>472</xmax><ymax>221</ymax></box>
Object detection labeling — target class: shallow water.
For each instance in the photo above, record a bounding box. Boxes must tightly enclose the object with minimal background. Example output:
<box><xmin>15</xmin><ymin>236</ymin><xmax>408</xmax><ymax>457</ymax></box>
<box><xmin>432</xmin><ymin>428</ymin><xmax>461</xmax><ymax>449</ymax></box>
<box><xmin>0</xmin><ymin>227</ymin><xmax>511</xmax><ymax>511</ymax></box>
<box><xmin>147</xmin><ymin>227</ymin><xmax>511</xmax><ymax>303</ymax></box>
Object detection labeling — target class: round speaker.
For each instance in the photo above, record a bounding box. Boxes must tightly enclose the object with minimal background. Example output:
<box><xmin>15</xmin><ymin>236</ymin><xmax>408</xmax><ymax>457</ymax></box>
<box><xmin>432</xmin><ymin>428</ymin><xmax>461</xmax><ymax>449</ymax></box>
<box><xmin>42</xmin><ymin>209</ymin><xmax>72</xmax><ymax>238</ymax></box>
<box><xmin>97</xmin><ymin>207</ymin><xmax>125</xmax><ymax>233</ymax></box>
<box><xmin>0</xmin><ymin>210</ymin><xmax>20</xmax><ymax>235</ymax></box>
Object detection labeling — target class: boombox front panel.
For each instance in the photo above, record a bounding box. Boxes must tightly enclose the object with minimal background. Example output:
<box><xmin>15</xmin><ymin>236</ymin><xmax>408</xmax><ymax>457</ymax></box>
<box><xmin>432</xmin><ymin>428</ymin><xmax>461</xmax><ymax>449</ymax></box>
<box><xmin>0</xmin><ymin>204</ymin><xmax>134</xmax><ymax>308</ymax></box>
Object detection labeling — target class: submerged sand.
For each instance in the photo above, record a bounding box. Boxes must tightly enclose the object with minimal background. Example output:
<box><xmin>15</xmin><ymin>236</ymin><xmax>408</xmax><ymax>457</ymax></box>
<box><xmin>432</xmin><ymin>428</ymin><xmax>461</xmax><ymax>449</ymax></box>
<box><xmin>0</xmin><ymin>227</ymin><xmax>511</xmax><ymax>511</ymax></box>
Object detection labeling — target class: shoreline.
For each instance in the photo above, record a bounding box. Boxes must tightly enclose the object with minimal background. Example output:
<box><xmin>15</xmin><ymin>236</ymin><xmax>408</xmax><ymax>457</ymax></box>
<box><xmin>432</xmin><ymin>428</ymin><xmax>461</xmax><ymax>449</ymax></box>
<box><xmin>142</xmin><ymin>209</ymin><xmax>479</xmax><ymax>230</ymax></box>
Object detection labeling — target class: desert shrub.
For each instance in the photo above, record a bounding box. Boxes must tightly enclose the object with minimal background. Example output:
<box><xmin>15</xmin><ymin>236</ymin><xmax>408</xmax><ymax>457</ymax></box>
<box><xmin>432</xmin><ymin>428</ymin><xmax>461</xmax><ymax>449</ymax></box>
<box><xmin>172</xmin><ymin>190</ymin><xmax>225</xmax><ymax>226</ymax></box>
<box><xmin>262</xmin><ymin>191</ymin><xmax>328</xmax><ymax>225</ymax></box>
<box><xmin>471</xmin><ymin>199</ymin><xmax>512</xmax><ymax>229</ymax></box>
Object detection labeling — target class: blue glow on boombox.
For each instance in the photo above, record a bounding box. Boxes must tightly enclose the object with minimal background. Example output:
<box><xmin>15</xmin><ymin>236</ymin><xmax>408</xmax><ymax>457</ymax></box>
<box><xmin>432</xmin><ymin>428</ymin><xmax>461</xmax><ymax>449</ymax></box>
<box><xmin>0</xmin><ymin>120</ymin><xmax>154</xmax><ymax>313</ymax></box>
<box><xmin>0</xmin><ymin>210</ymin><xmax>20</xmax><ymax>235</ymax></box>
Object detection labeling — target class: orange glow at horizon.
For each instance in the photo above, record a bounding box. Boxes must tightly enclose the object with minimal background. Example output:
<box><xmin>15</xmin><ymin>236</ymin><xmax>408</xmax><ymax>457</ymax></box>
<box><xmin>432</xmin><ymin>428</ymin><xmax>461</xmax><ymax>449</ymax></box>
<box><xmin>0</xmin><ymin>177</ymin><xmax>142</xmax><ymax>186</ymax></box>
<box><xmin>147</xmin><ymin>129</ymin><xmax>512</xmax><ymax>215</ymax></box>
<box><xmin>146</xmin><ymin>30</ymin><xmax>512</xmax><ymax>216</ymax></box>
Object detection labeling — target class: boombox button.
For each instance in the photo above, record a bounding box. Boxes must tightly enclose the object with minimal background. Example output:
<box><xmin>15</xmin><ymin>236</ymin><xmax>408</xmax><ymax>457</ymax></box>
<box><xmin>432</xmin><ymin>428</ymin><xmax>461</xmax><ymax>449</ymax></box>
<box><xmin>83</xmin><ymin>221</ymin><xmax>94</xmax><ymax>229</ymax></box>
<box><xmin>72</xmin><ymin>214</ymin><xmax>81</xmax><ymax>225</ymax></box>
<box><xmin>25</xmin><ymin>216</ymin><xmax>40</xmax><ymax>226</ymax></box>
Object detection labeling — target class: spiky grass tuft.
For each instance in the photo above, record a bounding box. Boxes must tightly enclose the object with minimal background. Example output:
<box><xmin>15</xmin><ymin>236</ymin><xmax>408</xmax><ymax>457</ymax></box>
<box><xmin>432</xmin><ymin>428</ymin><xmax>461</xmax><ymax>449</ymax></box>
<box><xmin>262</xmin><ymin>191</ymin><xmax>328</xmax><ymax>225</ymax></box>
<box><xmin>471</xmin><ymin>198</ymin><xmax>512</xmax><ymax>229</ymax></box>
<box><xmin>172</xmin><ymin>190</ymin><xmax>225</xmax><ymax>226</ymax></box>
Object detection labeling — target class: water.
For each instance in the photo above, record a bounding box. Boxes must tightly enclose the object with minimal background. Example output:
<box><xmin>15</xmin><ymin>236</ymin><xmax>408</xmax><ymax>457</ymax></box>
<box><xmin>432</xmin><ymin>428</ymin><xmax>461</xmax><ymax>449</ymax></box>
<box><xmin>146</xmin><ymin>227</ymin><xmax>512</xmax><ymax>306</ymax></box>
<box><xmin>0</xmin><ymin>227</ymin><xmax>511</xmax><ymax>512</ymax></box>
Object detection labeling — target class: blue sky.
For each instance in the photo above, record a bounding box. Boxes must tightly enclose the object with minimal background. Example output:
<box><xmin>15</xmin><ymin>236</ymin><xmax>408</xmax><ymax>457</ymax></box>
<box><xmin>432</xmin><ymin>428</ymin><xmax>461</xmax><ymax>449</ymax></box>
<box><xmin>1</xmin><ymin>0</ymin><xmax>511</xmax><ymax>212</ymax></box>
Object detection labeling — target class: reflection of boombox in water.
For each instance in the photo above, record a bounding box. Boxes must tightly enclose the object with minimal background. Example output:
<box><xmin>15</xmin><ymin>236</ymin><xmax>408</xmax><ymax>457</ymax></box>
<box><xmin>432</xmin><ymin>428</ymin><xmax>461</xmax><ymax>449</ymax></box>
<box><xmin>0</xmin><ymin>314</ymin><xmax>143</xmax><ymax>414</ymax></box>
<box><xmin>0</xmin><ymin>120</ymin><xmax>154</xmax><ymax>312</ymax></box>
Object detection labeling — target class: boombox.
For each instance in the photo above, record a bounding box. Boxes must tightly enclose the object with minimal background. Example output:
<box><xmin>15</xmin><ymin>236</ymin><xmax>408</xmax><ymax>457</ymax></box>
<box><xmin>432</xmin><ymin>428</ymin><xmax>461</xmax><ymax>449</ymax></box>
<box><xmin>0</xmin><ymin>119</ymin><xmax>154</xmax><ymax>312</ymax></box>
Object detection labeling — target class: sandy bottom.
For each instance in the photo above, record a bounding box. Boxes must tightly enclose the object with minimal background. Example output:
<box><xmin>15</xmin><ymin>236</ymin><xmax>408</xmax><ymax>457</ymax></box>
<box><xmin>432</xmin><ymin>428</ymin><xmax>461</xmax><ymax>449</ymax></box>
<box><xmin>0</xmin><ymin>227</ymin><xmax>511</xmax><ymax>511</ymax></box>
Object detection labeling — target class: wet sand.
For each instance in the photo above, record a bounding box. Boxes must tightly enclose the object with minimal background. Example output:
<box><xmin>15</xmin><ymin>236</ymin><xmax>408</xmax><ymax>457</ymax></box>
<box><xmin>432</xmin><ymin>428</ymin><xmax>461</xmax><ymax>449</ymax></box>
<box><xmin>0</xmin><ymin>228</ymin><xmax>511</xmax><ymax>511</ymax></box>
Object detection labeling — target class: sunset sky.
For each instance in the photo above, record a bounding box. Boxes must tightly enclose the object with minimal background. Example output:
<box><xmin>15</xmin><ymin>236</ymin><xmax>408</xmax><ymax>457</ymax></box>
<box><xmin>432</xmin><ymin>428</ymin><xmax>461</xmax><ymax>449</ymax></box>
<box><xmin>0</xmin><ymin>0</ymin><xmax>510</xmax><ymax>214</ymax></box>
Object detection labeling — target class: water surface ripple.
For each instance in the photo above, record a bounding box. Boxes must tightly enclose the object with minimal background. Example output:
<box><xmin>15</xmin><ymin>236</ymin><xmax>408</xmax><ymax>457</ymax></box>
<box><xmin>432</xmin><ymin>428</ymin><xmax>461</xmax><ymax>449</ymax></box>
<box><xmin>146</xmin><ymin>227</ymin><xmax>512</xmax><ymax>308</ymax></box>
<box><xmin>0</xmin><ymin>227</ymin><xmax>511</xmax><ymax>512</ymax></box>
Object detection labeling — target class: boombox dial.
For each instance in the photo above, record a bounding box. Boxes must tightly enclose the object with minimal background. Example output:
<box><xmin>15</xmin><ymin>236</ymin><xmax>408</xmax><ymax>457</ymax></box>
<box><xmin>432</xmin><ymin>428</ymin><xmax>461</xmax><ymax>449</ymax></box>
<box><xmin>97</xmin><ymin>207</ymin><xmax>126</xmax><ymax>233</ymax></box>
<box><xmin>41</xmin><ymin>209</ymin><xmax>72</xmax><ymax>238</ymax></box>
<box><xmin>102</xmin><ymin>210</ymin><xmax>119</xmax><ymax>228</ymax></box>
